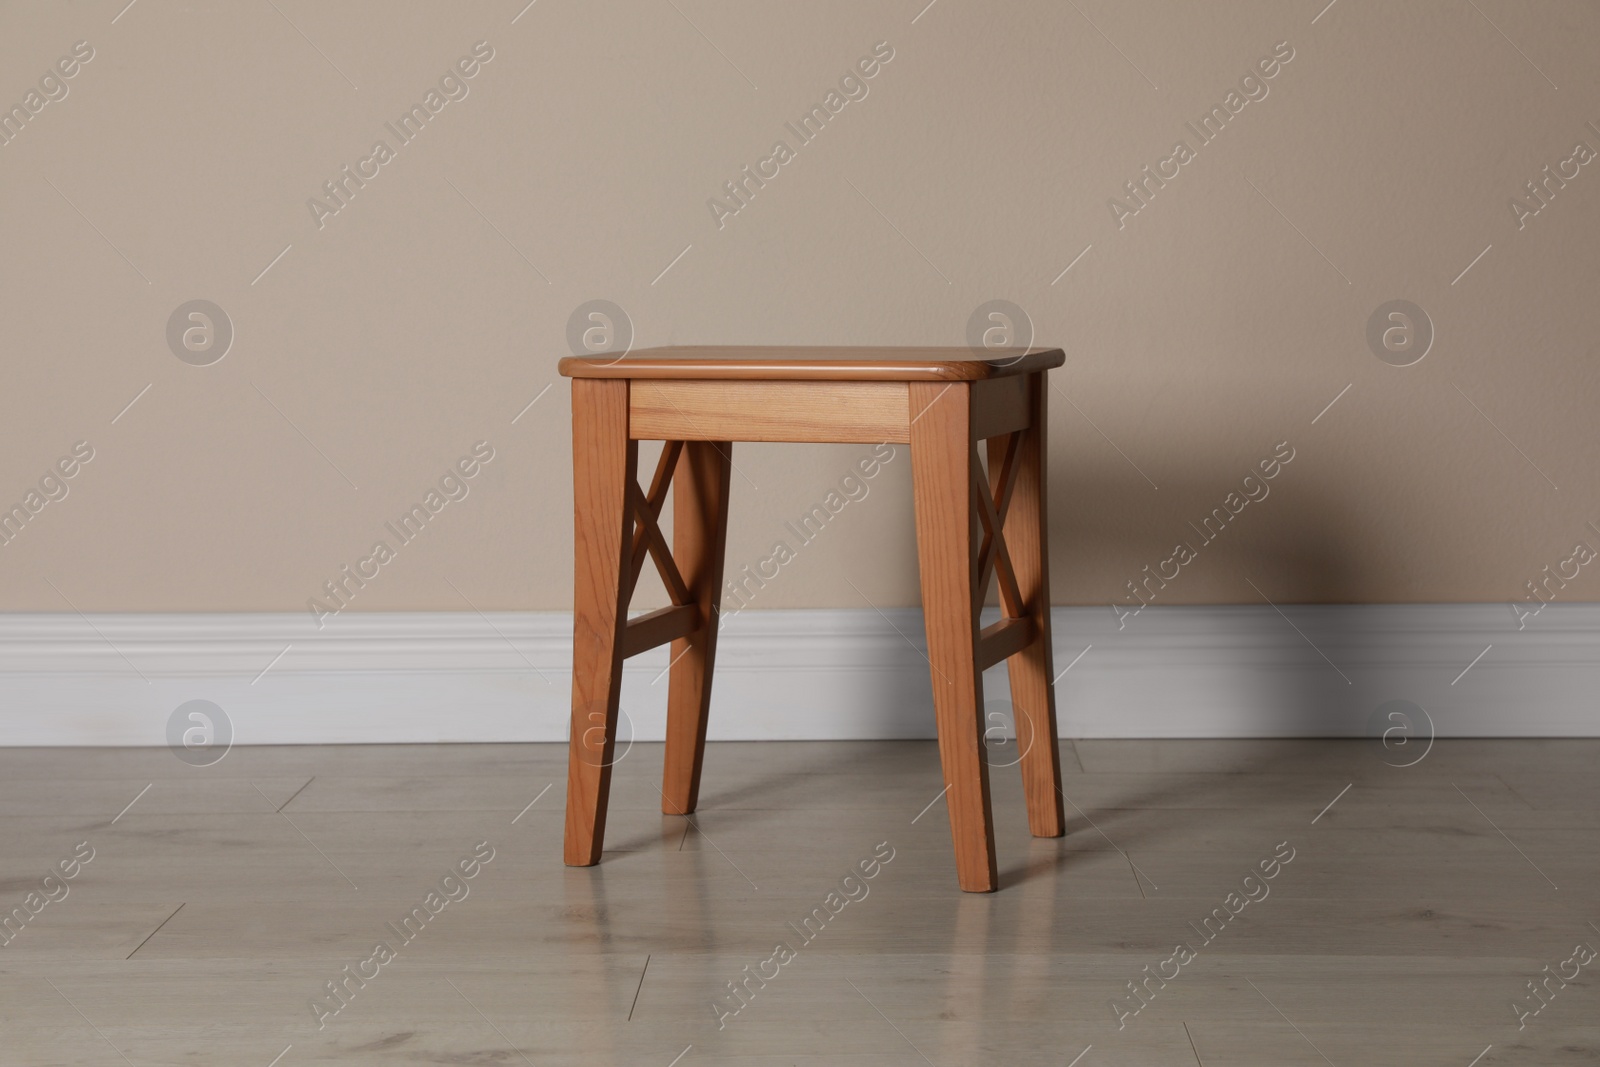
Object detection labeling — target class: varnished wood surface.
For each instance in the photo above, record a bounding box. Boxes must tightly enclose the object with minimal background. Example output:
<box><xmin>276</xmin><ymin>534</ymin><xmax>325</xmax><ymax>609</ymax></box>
<box><xmin>629</xmin><ymin>379</ymin><xmax>912</xmax><ymax>443</ymax></box>
<box><xmin>618</xmin><ymin>603</ymin><xmax>699</xmax><ymax>658</ymax></box>
<box><xmin>579</xmin><ymin>372</ymin><xmax>1060</xmax><ymax>888</ymax></box>
<box><xmin>563</xmin><ymin>379</ymin><xmax>634</xmax><ymax>865</ymax></box>
<box><xmin>908</xmin><ymin>381</ymin><xmax>999</xmax><ymax>892</ymax></box>
<box><xmin>561</xmin><ymin>345</ymin><xmax>1066</xmax><ymax>381</ymax></box>
<box><xmin>661</xmin><ymin>441</ymin><xmax>732</xmax><ymax>815</ymax></box>
<box><xmin>1</xmin><ymin>739</ymin><xmax>1598</xmax><ymax>1065</ymax></box>
<box><xmin>992</xmin><ymin>376</ymin><xmax>1066</xmax><ymax>838</ymax></box>
<box><xmin>974</xmin><ymin>615</ymin><xmax>1037</xmax><ymax>671</ymax></box>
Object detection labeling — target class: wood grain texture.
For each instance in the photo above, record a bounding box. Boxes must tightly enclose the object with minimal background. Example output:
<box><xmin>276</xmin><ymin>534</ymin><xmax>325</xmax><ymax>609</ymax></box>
<box><xmin>564</xmin><ymin>378</ymin><xmax>635</xmax><ymax>866</ymax></box>
<box><xmin>566</xmin><ymin>363</ymin><xmax>1060</xmax><ymax>887</ymax></box>
<box><xmin>619</xmin><ymin>603</ymin><xmax>700</xmax><ymax>658</ymax></box>
<box><xmin>561</xmin><ymin>345</ymin><xmax>1065</xmax><ymax>381</ymax></box>
<box><xmin>3</xmin><ymin>739</ymin><xmax>1599</xmax><ymax>1065</ymax></box>
<box><xmin>629</xmin><ymin>379</ymin><xmax>911</xmax><ymax>443</ymax></box>
<box><xmin>975</xmin><ymin>616</ymin><xmax>1037</xmax><ymax>671</ymax></box>
<box><xmin>974</xmin><ymin>430</ymin><xmax>1026</xmax><ymax>619</ymax></box>
<box><xmin>991</xmin><ymin>374</ymin><xmax>1065</xmax><ymax>838</ymax></box>
<box><xmin>625</xmin><ymin>448</ymin><xmax>691</xmax><ymax>605</ymax></box>
<box><xmin>908</xmin><ymin>380</ymin><xmax>998</xmax><ymax>892</ymax></box>
<box><xmin>662</xmin><ymin>441</ymin><xmax>733</xmax><ymax>816</ymax></box>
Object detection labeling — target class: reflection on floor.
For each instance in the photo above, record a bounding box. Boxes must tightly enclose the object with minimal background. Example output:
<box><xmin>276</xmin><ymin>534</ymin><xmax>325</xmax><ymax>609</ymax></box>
<box><xmin>0</xmin><ymin>739</ymin><xmax>1596</xmax><ymax>1065</ymax></box>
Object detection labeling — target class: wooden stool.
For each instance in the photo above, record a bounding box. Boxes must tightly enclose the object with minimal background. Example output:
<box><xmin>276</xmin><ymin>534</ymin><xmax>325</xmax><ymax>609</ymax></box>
<box><xmin>558</xmin><ymin>346</ymin><xmax>1066</xmax><ymax>892</ymax></box>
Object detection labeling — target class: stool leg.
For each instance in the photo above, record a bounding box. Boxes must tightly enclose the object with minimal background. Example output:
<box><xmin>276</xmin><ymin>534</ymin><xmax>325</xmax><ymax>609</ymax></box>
<box><xmin>564</xmin><ymin>379</ymin><xmax>636</xmax><ymax>866</ymax></box>
<box><xmin>662</xmin><ymin>441</ymin><xmax>733</xmax><ymax>815</ymax></box>
<box><xmin>989</xmin><ymin>375</ymin><xmax>1065</xmax><ymax>838</ymax></box>
<box><xmin>909</xmin><ymin>381</ymin><xmax>998</xmax><ymax>893</ymax></box>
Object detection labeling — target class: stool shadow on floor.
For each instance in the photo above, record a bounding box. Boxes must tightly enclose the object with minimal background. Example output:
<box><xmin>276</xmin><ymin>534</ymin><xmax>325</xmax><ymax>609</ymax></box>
<box><xmin>1000</xmin><ymin>465</ymin><xmax>1372</xmax><ymax>882</ymax></box>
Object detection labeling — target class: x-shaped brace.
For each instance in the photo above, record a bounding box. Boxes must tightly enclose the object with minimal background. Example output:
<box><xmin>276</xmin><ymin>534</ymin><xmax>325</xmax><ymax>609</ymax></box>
<box><xmin>974</xmin><ymin>431</ymin><xmax>1026</xmax><ymax>620</ymax></box>
<box><xmin>625</xmin><ymin>441</ymin><xmax>692</xmax><ymax>607</ymax></box>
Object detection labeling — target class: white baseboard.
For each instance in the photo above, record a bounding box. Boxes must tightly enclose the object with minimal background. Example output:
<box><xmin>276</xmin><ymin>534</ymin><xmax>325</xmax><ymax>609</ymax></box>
<box><xmin>0</xmin><ymin>604</ymin><xmax>1594</xmax><ymax>745</ymax></box>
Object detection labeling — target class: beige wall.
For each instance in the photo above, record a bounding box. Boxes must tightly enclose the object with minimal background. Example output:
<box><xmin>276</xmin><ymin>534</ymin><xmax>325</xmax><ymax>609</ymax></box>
<box><xmin>2</xmin><ymin>0</ymin><xmax>1598</xmax><ymax>618</ymax></box>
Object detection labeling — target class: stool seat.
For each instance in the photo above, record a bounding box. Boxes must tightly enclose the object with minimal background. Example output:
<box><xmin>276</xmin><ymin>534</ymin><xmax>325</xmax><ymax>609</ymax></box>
<box><xmin>559</xmin><ymin>345</ymin><xmax>1065</xmax><ymax>381</ymax></box>
<box><xmin>558</xmin><ymin>345</ymin><xmax>1066</xmax><ymax>892</ymax></box>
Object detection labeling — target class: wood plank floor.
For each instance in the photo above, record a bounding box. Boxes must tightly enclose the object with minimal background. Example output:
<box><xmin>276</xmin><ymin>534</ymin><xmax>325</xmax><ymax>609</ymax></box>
<box><xmin>0</xmin><ymin>739</ymin><xmax>1596</xmax><ymax>1065</ymax></box>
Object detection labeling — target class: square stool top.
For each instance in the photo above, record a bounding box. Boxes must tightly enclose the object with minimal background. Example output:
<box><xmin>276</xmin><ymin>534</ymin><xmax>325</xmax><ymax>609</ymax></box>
<box><xmin>559</xmin><ymin>345</ymin><xmax>1065</xmax><ymax>382</ymax></box>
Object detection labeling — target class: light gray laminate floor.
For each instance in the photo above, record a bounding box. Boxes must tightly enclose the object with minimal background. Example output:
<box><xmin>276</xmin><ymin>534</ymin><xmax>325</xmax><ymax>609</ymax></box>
<box><xmin>1</xmin><ymin>738</ymin><xmax>1597</xmax><ymax>1065</ymax></box>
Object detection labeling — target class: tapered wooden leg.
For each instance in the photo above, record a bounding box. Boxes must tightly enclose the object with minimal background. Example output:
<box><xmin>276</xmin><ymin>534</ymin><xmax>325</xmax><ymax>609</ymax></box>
<box><xmin>988</xmin><ymin>374</ymin><xmax>1065</xmax><ymax>838</ymax></box>
<box><xmin>564</xmin><ymin>378</ymin><xmax>636</xmax><ymax>866</ymax></box>
<box><xmin>662</xmin><ymin>441</ymin><xmax>733</xmax><ymax>815</ymax></box>
<box><xmin>909</xmin><ymin>381</ymin><xmax>998</xmax><ymax>893</ymax></box>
